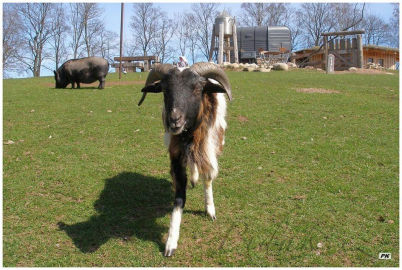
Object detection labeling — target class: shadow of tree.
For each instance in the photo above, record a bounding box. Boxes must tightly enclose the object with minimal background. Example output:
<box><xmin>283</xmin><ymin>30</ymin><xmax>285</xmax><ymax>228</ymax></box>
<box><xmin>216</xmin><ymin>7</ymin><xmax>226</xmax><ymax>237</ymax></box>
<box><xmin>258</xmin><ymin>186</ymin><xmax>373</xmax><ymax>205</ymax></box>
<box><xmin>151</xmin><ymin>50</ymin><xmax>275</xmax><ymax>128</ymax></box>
<box><xmin>57</xmin><ymin>172</ymin><xmax>173</xmax><ymax>253</ymax></box>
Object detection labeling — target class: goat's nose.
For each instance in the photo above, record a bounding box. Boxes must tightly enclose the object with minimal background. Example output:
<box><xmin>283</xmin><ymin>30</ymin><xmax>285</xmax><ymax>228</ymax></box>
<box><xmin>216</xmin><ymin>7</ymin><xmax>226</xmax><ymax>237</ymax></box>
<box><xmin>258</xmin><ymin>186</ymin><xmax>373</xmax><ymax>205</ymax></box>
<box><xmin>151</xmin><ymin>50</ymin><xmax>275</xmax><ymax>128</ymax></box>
<box><xmin>170</xmin><ymin>109</ymin><xmax>183</xmax><ymax>126</ymax></box>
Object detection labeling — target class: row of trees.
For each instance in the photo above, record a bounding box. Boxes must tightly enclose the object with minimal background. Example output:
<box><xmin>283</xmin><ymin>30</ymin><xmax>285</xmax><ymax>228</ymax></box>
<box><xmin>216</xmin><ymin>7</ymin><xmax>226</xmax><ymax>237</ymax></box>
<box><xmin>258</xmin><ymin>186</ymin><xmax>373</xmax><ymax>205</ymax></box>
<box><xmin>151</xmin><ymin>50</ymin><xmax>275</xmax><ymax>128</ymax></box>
<box><xmin>3</xmin><ymin>3</ymin><xmax>399</xmax><ymax>78</ymax></box>
<box><xmin>238</xmin><ymin>3</ymin><xmax>399</xmax><ymax>49</ymax></box>
<box><xmin>3</xmin><ymin>3</ymin><xmax>118</xmax><ymax>77</ymax></box>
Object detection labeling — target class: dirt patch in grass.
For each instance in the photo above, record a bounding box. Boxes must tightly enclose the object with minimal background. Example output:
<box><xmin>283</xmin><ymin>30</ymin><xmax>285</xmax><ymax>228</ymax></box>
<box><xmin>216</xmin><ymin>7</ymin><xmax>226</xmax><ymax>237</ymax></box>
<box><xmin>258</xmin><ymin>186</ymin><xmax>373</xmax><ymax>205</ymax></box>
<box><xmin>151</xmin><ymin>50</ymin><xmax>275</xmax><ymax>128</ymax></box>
<box><xmin>237</xmin><ymin>115</ymin><xmax>249</xmax><ymax>123</ymax></box>
<box><xmin>334</xmin><ymin>68</ymin><xmax>395</xmax><ymax>75</ymax></box>
<box><xmin>295</xmin><ymin>88</ymin><xmax>341</xmax><ymax>94</ymax></box>
<box><xmin>45</xmin><ymin>80</ymin><xmax>145</xmax><ymax>88</ymax></box>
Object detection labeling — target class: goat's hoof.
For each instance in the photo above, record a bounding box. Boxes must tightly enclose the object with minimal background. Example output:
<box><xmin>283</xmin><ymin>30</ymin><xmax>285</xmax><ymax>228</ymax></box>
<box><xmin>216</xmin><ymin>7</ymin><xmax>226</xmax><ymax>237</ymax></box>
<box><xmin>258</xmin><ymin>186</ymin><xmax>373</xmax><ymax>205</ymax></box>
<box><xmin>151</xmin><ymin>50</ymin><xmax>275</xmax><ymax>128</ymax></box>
<box><xmin>206</xmin><ymin>205</ymin><xmax>216</xmax><ymax>221</ymax></box>
<box><xmin>164</xmin><ymin>248</ymin><xmax>176</xmax><ymax>257</ymax></box>
<box><xmin>206</xmin><ymin>211</ymin><xmax>217</xmax><ymax>221</ymax></box>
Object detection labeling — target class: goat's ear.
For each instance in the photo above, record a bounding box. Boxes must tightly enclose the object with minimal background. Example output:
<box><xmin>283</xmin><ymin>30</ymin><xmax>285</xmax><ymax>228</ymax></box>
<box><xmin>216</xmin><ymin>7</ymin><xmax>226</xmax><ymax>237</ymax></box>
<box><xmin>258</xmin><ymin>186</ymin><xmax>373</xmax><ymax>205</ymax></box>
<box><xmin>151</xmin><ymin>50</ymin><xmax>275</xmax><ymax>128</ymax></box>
<box><xmin>202</xmin><ymin>78</ymin><xmax>232</xmax><ymax>100</ymax></box>
<box><xmin>141</xmin><ymin>82</ymin><xmax>162</xmax><ymax>93</ymax></box>
<box><xmin>53</xmin><ymin>70</ymin><xmax>57</xmax><ymax>76</ymax></box>
<box><xmin>138</xmin><ymin>82</ymin><xmax>162</xmax><ymax>106</ymax></box>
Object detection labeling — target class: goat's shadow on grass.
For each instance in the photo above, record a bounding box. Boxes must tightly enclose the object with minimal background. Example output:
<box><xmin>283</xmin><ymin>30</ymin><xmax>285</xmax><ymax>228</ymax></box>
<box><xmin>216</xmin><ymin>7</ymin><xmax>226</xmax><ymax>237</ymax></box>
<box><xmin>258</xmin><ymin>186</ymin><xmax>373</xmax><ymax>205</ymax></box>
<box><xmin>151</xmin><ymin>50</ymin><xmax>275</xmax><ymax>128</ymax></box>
<box><xmin>57</xmin><ymin>172</ymin><xmax>173</xmax><ymax>253</ymax></box>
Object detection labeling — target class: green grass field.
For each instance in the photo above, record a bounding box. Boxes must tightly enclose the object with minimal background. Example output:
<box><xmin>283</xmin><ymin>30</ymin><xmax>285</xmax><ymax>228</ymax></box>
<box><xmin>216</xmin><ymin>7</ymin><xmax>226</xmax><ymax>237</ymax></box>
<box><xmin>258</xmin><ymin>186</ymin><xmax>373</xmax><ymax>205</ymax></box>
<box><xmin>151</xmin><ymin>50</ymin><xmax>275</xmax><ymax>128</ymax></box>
<box><xmin>3</xmin><ymin>69</ymin><xmax>399</xmax><ymax>266</ymax></box>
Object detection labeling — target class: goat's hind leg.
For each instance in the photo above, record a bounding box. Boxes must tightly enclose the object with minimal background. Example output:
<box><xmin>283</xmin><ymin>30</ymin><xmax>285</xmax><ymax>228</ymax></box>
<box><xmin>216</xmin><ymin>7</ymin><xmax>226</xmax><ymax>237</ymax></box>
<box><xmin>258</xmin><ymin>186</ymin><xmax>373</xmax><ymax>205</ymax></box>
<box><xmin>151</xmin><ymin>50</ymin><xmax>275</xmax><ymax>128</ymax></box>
<box><xmin>165</xmin><ymin>155</ymin><xmax>187</xmax><ymax>257</ymax></box>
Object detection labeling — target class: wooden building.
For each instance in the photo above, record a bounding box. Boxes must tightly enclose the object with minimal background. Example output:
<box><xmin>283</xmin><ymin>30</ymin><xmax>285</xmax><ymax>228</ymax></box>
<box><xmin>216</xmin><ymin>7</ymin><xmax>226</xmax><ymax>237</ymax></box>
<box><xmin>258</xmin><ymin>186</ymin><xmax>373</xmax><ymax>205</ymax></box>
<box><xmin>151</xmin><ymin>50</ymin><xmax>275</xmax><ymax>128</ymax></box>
<box><xmin>112</xmin><ymin>56</ymin><xmax>159</xmax><ymax>73</ymax></box>
<box><xmin>294</xmin><ymin>45</ymin><xmax>399</xmax><ymax>70</ymax></box>
<box><xmin>363</xmin><ymin>45</ymin><xmax>399</xmax><ymax>70</ymax></box>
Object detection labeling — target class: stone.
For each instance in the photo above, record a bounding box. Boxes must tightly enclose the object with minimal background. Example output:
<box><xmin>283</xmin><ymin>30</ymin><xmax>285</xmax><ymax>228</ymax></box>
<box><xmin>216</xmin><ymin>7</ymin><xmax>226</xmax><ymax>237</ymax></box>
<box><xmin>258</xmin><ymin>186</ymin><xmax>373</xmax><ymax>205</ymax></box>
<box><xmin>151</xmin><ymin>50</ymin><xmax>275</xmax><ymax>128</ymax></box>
<box><xmin>349</xmin><ymin>67</ymin><xmax>357</xmax><ymax>72</ymax></box>
<box><xmin>257</xmin><ymin>68</ymin><xmax>271</xmax><ymax>72</ymax></box>
<box><xmin>250</xmin><ymin>63</ymin><xmax>258</xmax><ymax>69</ymax></box>
<box><xmin>273</xmin><ymin>63</ymin><xmax>288</xmax><ymax>71</ymax></box>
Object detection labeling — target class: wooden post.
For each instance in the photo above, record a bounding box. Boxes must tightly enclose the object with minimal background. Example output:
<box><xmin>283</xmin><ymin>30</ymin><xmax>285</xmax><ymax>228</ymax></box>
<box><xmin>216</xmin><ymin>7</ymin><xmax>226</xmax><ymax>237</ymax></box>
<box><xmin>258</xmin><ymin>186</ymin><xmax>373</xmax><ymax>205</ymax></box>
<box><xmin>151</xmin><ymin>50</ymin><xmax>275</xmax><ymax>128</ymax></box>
<box><xmin>324</xmin><ymin>36</ymin><xmax>328</xmax><ymax>71</ymax></box>
<box><xmin>340</xmin><ymin>39</ymin><xmax>345</xmax><ymax>50</ymax></box>
<box><xmin>208</xmin><ymin>25</ymin><xmax>216</xmax><ymax>62</ymax></box>
<box><xmin>119</xmin><ymin>3</ymin><xmax>124</xmax><ymax>79</ymax></box>
<box><xmin>346</xmin><ymin>38</ymin><xmax>351</xmax><ymax>51</ymax></box>
<box><xmin>232</xmin><ymin>22</ymin><xmax>239</xmax><ymax>63</ymax></box>
<box><xmin>356</xmin><ymin>34</ymin><xmax>363</xmax><ymax>68</ymax></box>
<box><xmin>335</xmin><ymin>39</ymin><xmax>340</xmax><ymax>50</ymax></box>
<box><xmin>144</xmin><ymin>60</ymin><xmax>149</xmax><ymax>72</ymax></box>
<box><xmin>218</xmin><ymin>22</ymin><xmax>224</xmax><ymax>65</ymax></box>
<box><xmin>352</xmin><ymin>38</ymin><xmax>357</xmax><ymax>49</ymax></box>
<box><xmin>329</xmin><ymin>39</ymin><xmax>334</xmax><ymax>50</ymax></box>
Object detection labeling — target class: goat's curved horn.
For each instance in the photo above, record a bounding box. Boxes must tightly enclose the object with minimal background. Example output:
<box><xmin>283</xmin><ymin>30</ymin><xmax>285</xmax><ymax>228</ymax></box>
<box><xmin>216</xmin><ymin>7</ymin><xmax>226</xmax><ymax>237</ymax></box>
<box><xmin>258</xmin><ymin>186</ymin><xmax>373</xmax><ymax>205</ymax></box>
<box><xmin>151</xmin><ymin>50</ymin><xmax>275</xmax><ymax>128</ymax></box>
<box><xmin>189</xmin><ymin>62</ymin><xmax>232</xmax><ymax>101</ymax></box>
<box><xmin>138</xmin><ymin>63</ymin><xmax>174</xmax><ymax>106</ymax></box>
<box><xmin>145</xmin><ymin>63</ymin><xmax>174</xmax><ymax>86</ymax></box>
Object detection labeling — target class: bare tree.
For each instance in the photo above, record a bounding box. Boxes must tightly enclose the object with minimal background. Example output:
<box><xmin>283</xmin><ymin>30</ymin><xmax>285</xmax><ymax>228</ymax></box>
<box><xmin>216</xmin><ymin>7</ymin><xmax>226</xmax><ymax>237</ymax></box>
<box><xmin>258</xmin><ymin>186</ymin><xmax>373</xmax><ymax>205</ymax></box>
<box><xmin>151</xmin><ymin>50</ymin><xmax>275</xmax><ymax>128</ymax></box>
<box><xmin>175</xmin><ymin>12</ymin><xmax>200</xmax><ymax>64</ymax></box>
<box><xmin>361</xmin><ymin>13</ymin><xmax>391</xmax><ymax>45</ymax></box>
<box><xmin>130</xmin><ymin>3</ymin><xmax>161</xmax><ymax>56</ymax></box>
<box><xmin>99</xmin><ymin>30</ymin><xmax>119</xmax><ymax>62</ymax></box>
<box><xmin>296</xmin><ymin>3</ymin><xmax>337</xmax><ymax>47</ymax></box>
<box><xmin>3</xmin><ymin>4</ymin><xmax>24</xmax><ymax>76</ymax></box>
<box><xmin>282</xmin><ymin>6</ymin><xmax>303</xmax><ymax>51</ymax></box>
<box><xmin>175</xmin><ymin>12</ymin><xmax>190</xmax><ymax>57</ymax></box>
<box><xmin>389</xmin><ymin>3</ymin><xmax>399</xmax><ymax>48</ymax></box>
<box><xmin>238</xmin><ymin>3</ymin><xmax>266</xmax><ymax>27</ymax></box>
<box><xmin>49</xmin><ymin>4</ymin><xmax>69</xmax><ymax>70</ymax></box>
<box><xmin>69</xmin><ymin>3</ymin><xmax>85</xmax><ymax>59</ymax></box>
<box><xmin>15</xmin><ymin>3</ymin><xmax>54</xmax><ymax>77</ymax></box>
<box><xmin>332</xmin><ymin>3</ymin><xmax>365</xmax><ymax>31</ymax></box>
<box><xmin>184</xmin><ymin>13</ymin><xmax>198</xmax><ymax>64</ymax></box>
<box><xmin>296</xmin><ymin>3</ymin><xmax>364</xmax><ymax>47</ymax></box>
<box><xmin>239</xmin><ymin>3</ymin><xmax>289</xmax><ymax>27</ymax></box>
<box><xmin>82</xmin><ymin>3</ymin><xmax>104</xmax><ymax>57</ymax></box>
<box><xmin>151</xmin><ymin>12</ymin><xmax>176</xmax><ymax>63</ymax></box>
<box><xmin>190</xmin><ymin>3</ymin><xmax>220</xmax><ymax>61</ymax></box>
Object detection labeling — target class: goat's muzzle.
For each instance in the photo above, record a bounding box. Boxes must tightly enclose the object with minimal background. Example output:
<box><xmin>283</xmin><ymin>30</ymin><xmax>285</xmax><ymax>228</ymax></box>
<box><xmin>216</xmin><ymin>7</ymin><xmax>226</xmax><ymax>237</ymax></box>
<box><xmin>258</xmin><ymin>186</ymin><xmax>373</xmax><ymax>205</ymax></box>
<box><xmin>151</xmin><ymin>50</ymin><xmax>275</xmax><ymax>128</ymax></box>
<box><xmin>168</xmin><ymin>108</ymin><xmax>186</xmax><ymax>135</ymax></box>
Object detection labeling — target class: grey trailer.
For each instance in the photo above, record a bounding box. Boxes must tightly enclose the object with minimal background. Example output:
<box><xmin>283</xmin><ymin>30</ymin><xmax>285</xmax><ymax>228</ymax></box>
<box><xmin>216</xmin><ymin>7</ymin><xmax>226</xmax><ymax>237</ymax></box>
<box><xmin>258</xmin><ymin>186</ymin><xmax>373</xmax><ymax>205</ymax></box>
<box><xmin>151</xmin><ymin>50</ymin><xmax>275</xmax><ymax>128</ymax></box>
<box><xmin>233</xmin><ymin>26</ymin><xmax>291</xmax><ymax>63</ymax></box>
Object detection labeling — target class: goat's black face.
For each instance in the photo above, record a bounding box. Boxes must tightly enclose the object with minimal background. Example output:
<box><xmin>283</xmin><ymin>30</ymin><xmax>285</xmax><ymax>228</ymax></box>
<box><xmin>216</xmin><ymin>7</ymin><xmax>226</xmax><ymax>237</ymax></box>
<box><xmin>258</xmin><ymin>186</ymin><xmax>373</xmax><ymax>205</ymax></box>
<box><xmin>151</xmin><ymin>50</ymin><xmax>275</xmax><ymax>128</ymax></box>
<box><xmin>140</xmin><ymin>66</ymin><xmax>229</xmax><ymax>135</ymax></box>
<box><xmin>161</xmin><ymin>69</ymin><xmax>203</xmax><ymax>135</ymax></box>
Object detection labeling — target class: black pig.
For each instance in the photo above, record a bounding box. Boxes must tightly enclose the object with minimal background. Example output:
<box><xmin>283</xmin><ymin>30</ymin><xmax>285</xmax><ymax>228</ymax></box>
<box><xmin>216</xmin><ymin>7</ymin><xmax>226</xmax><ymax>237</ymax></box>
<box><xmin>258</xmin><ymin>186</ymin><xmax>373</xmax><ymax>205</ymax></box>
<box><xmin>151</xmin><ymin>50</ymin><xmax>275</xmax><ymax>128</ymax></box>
<box><xmin>54</xmin><ymin>57</ymin><xmax>109</xmax><ymax>89</ymax></box>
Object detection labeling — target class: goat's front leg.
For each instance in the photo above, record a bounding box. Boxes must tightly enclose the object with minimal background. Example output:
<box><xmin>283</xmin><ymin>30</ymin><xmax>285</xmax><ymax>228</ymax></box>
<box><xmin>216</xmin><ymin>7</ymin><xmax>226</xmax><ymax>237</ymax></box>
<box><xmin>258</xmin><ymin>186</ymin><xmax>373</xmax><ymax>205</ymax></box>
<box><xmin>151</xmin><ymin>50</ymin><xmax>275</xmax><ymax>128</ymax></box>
<box><xmin>165</xmin><ymin>155</ymin><xmax>187</xmax><ymax>257</ymax></box>
<box><xmin>204</xmin><ymin>178</ymin><xmax>216</xmax><ymax>220</ymax></box>
<box><xmin>204</xmin><ymin>154</ymin><xmax>218</xmax><ymax>220</ymax></box>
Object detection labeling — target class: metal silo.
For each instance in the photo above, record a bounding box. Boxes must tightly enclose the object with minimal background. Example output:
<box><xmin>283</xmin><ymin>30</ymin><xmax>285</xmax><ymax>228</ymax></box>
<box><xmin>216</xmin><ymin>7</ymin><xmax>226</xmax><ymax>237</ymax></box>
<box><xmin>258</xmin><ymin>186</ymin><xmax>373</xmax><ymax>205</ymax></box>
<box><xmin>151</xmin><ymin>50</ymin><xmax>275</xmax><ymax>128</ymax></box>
<box><xmin>210</xmin><ymin>11</ymin><xmax>239</xmax><ymax>64</ymax></box>
<box><xmin>214</xmin><ymin>11</ymin><xmax>234</xmax><ymax>37</ymax></box>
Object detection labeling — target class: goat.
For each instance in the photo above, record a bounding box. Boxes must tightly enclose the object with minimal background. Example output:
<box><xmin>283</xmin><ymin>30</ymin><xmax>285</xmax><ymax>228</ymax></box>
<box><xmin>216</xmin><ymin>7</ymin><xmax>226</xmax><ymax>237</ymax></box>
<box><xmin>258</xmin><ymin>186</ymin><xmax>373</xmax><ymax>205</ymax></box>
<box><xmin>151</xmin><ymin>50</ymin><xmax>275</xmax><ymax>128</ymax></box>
<box><xmin>138</xmin><ymin>62</ymin><xmax>232</xmax><ymax>256</ymax></box>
